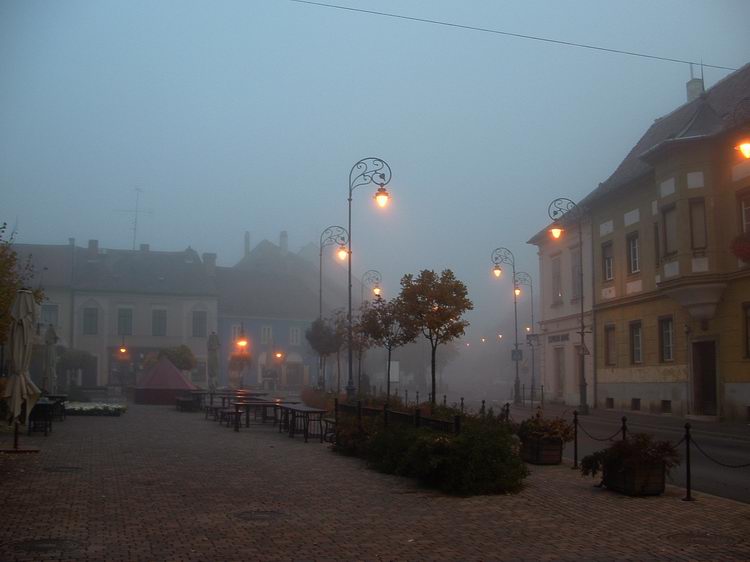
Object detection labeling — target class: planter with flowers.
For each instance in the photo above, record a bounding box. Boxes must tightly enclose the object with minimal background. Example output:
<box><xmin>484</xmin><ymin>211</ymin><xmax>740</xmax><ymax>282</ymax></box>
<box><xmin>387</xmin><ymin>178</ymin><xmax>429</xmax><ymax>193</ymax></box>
<box><xmin>580</xmin><ymin>433</ymin><xmax>679</xmax><ymax>496</ymax></box>
<box><xmin>516</xmin><ymin>411</ymin><xmax>574</xmax><ymax>465</ymax></box>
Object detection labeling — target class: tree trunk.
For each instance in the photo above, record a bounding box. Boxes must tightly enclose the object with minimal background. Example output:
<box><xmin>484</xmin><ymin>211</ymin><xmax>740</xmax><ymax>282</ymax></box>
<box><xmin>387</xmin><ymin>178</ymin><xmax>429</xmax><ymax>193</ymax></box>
<box><xmin>386</xmin><ymin>347</ymin><xmax>392</xmax><ymax>405</ymax></box>
<box><xmin>430</xmin><ymin>343</ymin><xmax>437</xmax><ymax>405</ymax></box>
<box><xmin>336</xmin><ymin>351</ymin><xmax>341</xmax><ymax>394</ymax></box>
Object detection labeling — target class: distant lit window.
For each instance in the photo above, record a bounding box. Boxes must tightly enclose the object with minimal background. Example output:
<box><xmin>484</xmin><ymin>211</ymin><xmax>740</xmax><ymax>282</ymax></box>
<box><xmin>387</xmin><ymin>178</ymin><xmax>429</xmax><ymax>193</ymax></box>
<box><xmin>627</xmin><ymin>232</ymin><xmax>640</xmax><ymax>274</ymax></box>
<box><xmin>82</xmin><ymin>307</ymin><xmax>98</xmax><ymax>335</ymax></box>
<box><xmin>192</xmin><ymin>311</ymin><xmax>207</xmax><ymax>338</ymax></box>
<box><xmin>117</xmin><ymin>308</ymin><xmax>133</xmax><ymax>336</ymax></box>
<box><xmin>41</xmin><ymin>304</ymin><xmax>59</xmax><ymax>327</ymax></box>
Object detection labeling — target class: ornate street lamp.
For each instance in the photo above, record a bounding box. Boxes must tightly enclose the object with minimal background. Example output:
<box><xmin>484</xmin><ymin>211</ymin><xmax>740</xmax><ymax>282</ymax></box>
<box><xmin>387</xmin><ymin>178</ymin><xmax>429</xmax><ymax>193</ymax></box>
<box><xmin>514</xmin><ymin>271</ymin><xmax>536</xmax><ymax>401</ymax></box>
<box><xmin>361</xmin><ymin>269</ymin><xmax>382</xmax><ymax>304</ymax></box>
<box><xmin>491</xmin><ymin>247</ymin><xmax>521</xmax><ymax>405</ymax></box>
<box><xmin>346</xmin><ymin>158</ymin><xmax>392</xmax><ymax>399</ymax></box>
<box><xmin>548</xmin><ymin>197</ymin><xmax>589</xmax><ymax>414</ymax></box>
<box><xmin>319</xmin><ymin>225</ymin><xmax>350</xmax><ymax>319</ymax></box>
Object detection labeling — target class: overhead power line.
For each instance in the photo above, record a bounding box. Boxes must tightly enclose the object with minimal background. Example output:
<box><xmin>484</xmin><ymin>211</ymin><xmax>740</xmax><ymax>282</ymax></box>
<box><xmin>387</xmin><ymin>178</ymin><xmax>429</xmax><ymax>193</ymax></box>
<box><xmin>289</xmin><ymin>0</ymin><xmax>738</xmax><ymax>72</ymax></box>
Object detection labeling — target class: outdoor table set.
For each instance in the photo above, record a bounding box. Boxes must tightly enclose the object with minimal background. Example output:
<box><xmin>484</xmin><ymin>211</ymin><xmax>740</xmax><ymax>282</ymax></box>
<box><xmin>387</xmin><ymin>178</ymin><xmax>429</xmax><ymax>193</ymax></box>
<box><xmin>27</xmin><ymin>394</ymin><xmax>67</xmax><ymax>436</ymax></box>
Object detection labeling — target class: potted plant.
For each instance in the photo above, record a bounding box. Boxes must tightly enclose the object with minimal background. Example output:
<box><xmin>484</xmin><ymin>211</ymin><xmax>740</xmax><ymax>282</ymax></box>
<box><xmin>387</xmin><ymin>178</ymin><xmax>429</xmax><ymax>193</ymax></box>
<box><xmin>580</xmin><ymin>433</ymin><xmax>680</xmax><ymax>496</ymax></box>
<box><xmin>515</xmin><ymin>410</ymin><xmax>574</xmax><ymax>465</ymax></box>
<box><xmin>730</xmin><ymin>231</ymin><xmax>750</xmax><ymax>262</ymax></box>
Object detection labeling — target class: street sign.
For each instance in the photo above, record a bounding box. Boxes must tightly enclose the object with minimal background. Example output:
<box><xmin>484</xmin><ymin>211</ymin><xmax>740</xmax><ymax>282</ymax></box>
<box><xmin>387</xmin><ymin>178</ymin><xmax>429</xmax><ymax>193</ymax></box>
<box><xmin>511</xmin><ymin>349</ymin><xmax>523</xmax><ymax>362</ymax></box>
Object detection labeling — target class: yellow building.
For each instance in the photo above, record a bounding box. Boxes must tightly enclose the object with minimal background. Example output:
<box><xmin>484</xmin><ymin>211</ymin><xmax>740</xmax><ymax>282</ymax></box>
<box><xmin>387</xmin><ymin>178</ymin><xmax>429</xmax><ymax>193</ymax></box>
<box><xmin>581</xmin><ymin>66</ymin><xmax>750</xmax><ymax>421</ymax></box>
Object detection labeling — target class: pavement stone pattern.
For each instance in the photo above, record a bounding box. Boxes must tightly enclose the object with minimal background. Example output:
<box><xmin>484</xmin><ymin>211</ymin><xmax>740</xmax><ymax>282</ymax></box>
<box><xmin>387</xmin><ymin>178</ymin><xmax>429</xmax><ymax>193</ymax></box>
<box><xmin>1</xmin><ymin>404</ymin><xmax>749</xmax><ymax>561</ymax></box>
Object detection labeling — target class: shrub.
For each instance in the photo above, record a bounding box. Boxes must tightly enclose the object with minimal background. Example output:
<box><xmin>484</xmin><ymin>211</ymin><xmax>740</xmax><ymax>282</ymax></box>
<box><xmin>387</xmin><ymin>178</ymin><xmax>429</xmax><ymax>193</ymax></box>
<box><xmin>366</xmin><ymin>424</ymin><xmax>420</xmax><ymax>474</ymax></box>
<box><xmin>515</xmin><ymin>410</ymin><xmax>574</xmax><ymax>443</ymax></box>
<box><xmin>581</xmin><ymin>433</ymin><xmax>680</xmax><ymax>478</ymax></box>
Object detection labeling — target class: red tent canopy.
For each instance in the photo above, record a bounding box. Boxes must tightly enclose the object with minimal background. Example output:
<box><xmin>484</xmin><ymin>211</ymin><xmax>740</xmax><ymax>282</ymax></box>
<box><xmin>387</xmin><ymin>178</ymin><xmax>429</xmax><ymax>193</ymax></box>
<box><xmin>135</xmin><ymin>357</ymin><xmax>197</xmax><ymax>405</ymax></box>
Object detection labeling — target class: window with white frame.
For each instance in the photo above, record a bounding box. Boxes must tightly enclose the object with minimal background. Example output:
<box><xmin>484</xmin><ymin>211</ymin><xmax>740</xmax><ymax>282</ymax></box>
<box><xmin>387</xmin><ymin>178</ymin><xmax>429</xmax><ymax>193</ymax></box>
<box><xmin>82</xmin><ymin>307</ymin><xmax>98</xmax><ymax>335</ymax></box>
<box><xmin>117</xmin><ymin>307</ymin><xmax>133</xmax><ymax>336</ymax></box>
<box><xmin>231</xmin><ymin>324</ymin><xmax>243</xmax><ymax>341</ymax></box>
<box><xmin>261</xmin><ymin>325</ymin><xmax>272</xmax><ymax>345</ymax></box>
<box><xmin>192</xmin><ymin>310</ymin><xmax>207</xmax><ymax>338</ymax></box>
<box><xmin>152</xmin><ymin>309</ymin><xmax>167</xmax><ymax>337</ymax></box>
<box><xmin>629</xmin><ymin>321</ymin><xmax>643</xmax><ymax>364</ymax></box>
<box><xmin>627</xmin><ymin>232</ymin><xmax>640</xmax><ymax>274</ymax></box>
<box><xmin>289</xmin><ymin>326</ymin><xmax>301</xmax><ymax>346</ymax></box>
<box><xmin>41</xmin><ymin>304</ymin><xmax>59</xmax><ymax>326</ymax></box>
<box><xmin>659</xmin><ymin>317</ymin><xmax>674</xmax><ymax>362</ymax></box>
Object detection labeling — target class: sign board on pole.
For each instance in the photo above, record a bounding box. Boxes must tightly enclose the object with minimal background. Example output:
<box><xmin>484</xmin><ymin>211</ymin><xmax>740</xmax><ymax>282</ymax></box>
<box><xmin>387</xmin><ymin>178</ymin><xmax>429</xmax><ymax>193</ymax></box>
<box><xmin>389</xmin><ymin>361</ymin><xmax>400</xmax><ymax>383</ymax></box>
<box><xmin>511</xmin><ymin>349</ymin><xmax>523</xmax><ymax>362</ymax></box>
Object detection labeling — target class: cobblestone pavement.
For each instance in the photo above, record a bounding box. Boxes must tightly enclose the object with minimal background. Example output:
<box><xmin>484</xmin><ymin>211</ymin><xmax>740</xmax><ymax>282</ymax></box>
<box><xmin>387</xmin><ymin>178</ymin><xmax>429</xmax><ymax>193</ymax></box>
<box><xmin>2</xmin><ymin>404</ymin><xmax>749</xmax><ymax>561</ymax></box>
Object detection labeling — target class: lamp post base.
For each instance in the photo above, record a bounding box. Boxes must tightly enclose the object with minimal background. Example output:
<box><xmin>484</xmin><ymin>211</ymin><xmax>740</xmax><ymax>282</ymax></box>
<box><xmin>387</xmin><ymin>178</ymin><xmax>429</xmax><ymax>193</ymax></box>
<box><xmin>345</xmin><ymin>383</ymin><xmax>356</xmax><ymax>400</ymax></box>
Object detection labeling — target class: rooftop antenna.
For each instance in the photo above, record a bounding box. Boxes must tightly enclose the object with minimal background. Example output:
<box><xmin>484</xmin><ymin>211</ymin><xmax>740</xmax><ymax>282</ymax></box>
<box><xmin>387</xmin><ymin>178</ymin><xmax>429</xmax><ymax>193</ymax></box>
<box><xmin>114</xmin><ymin>188</ymin><xmax>151</xmax><ymax>249</ymax></box>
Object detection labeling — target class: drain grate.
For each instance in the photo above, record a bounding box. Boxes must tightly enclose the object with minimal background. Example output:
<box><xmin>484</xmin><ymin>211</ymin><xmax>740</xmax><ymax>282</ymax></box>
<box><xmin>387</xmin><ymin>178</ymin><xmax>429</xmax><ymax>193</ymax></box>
<box><xmin>663</xmin><ymin>532</ymin><xmax>741</xmax><ymax>546</ymax></box>
<box><xmin>13</xmin><ymin>538</ymin><xmax>82</xmax><ymax>553</ymax></box>
<box><xmin>234</xmin><ymin>510</ymin><xmax>285</xmax><ymax>522</ymax></box>
<box><xmin>43</xmin><ymin>466</ymin><xmax>83</xmax><ymax>473</ymax></box>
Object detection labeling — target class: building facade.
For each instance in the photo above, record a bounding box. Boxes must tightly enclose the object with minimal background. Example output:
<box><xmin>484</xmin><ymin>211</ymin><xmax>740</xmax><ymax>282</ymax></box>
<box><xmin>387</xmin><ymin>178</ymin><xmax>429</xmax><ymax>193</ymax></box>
<box><xmin>530</xmin><ymin>65</ymin><xmax>750</xmax><ymax>421</ymax></box>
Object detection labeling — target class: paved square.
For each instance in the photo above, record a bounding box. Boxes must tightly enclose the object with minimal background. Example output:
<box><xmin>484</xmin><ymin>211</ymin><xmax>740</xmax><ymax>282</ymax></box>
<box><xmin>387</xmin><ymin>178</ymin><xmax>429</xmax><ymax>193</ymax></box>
<box><xmin>1</xmin><ymin>405</ymin><xmax>749</xmax><ymax>561</ymax></box>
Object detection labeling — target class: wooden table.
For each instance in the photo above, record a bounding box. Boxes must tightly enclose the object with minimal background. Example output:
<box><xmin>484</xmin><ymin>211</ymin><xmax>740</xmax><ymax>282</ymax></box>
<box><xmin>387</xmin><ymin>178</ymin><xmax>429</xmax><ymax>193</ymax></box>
<box><xmin>277</xmin><ymin>404</ymin><xmax>328</xmax><ymax>443</ymax></box>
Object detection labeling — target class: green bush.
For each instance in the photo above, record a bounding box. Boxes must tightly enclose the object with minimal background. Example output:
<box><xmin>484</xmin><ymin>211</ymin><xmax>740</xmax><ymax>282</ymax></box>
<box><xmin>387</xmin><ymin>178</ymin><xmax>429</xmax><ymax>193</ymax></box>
<box><xmin>334</xmin><ymin>412</ymin><xmax>528</xmax><ymax>496</ymax></box>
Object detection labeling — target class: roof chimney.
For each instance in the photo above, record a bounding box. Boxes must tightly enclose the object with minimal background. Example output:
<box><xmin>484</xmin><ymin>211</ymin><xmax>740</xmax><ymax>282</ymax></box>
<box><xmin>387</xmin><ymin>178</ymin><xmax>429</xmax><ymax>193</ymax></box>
<box><xmin>244</xmin><ymin>231</ymin><xmax>251</xmax><ymax>257</ymax></box>
<box><xmin>279</xmin><ymin>231</ymin><xmax>288</xmax><ymax>256</ymax></box>
<box><xmin>202</xmin><ymin>252</ymin><xmax>217</xmax><ymax>276</ymax></box>
<box><xmin>87</xmin><ymin>239</ymin><xmax>99</xmax><ymax>258</ymax></box>
<box><xmin>139</xmin><ymin>243</ymin><xmax>149</xmax><ymax>252</ymax></box>
<box><xmin>686</xmin><ymin>77</ymin><xmax>704</xmax><ymax>102</ymax></box>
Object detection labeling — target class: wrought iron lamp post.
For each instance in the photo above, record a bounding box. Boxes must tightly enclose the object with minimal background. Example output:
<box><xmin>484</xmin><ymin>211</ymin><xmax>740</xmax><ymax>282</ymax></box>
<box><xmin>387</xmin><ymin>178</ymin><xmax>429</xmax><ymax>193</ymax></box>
<box><xmin>548</xmin><ymin>197</ymin><xmax>589</xmax><ymax>414</ymax></box>
<box><xmin>360</xmin><ymin>269</ymin><xmax>382</xmax><ymax>304</ymax></box>
<box><xmin>347</xmin><ymin>158</ymin><xmax>392</xmax><ymax>399</ymax></box>
<box><xmin>319</xmin><ymin>226</ymin><xmax>349</xmax><ymax>319</ymax></box>
<box><xmin>514</xmin><ymin>271</ymin><xmax>536</xmax><ymax>401</ymax></box>
<box><xmin>491</xmin><ymin>247</ymin><xmax>521</xmax><ymax>405</ymax></box>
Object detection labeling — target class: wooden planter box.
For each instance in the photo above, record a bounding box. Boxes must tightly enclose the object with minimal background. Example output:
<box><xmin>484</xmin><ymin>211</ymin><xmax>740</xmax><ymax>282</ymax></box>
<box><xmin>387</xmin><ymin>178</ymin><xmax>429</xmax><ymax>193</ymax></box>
<box><xmin>603</xmin><ymin>462</ymin><xmax>665</xmax><ymax>496</ymax></box>
<box><xmin>521</xmin><ymin>437</ymin><xmax>563</xmax><ymax>465</ymax></box>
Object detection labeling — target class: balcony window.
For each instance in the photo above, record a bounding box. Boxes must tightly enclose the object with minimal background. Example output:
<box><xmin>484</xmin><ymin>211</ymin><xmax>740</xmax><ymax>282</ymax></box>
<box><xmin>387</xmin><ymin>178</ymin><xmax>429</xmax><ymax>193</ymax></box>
<box><xmin>261</xmin><ymin>325</ymin><xmax>272</xmax><ymax>345</ymax></box>
<box><xmin>152</xmin><ymin>309</ymin><xmax>167</xmax><ymax>337</ymax></box>
<box><xmin>551</xmin><ymin>256</ymin><xmax>562</xmax><ymax>305</ymax></box>
<box><xmin>662</xmin><ymin>206</ymin><xmax>678</xmax><ymax>256</ymax></box>
<box><xmin>604</xmin><ymin>325</ymin><xmax>616</xmax><ymax>366</ymax></box>
<box><xmin>629</xmin><ymin>321</ymin><xmax>642</xmax><ymax>364</ymax></box>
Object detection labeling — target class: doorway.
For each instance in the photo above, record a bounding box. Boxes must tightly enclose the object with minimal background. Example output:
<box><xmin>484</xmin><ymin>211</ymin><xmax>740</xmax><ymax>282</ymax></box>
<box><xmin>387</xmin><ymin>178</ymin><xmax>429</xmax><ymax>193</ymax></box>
<box><xmin>692</xmin><ymin>341</ymin><xmax>717</xmax><ymax>416</ymax></box>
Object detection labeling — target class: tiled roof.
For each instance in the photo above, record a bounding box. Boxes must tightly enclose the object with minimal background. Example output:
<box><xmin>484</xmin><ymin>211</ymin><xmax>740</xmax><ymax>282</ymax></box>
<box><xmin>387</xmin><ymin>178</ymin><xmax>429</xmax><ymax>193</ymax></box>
<box><xmin>15</xmin><ymin>243</ymin><xmax>217</xmax><ymax>296</ymax></box>
<box><xmin>581</xmin><ymin>62</ymin><xmax>750</xmax><ymax>207</ymax></box>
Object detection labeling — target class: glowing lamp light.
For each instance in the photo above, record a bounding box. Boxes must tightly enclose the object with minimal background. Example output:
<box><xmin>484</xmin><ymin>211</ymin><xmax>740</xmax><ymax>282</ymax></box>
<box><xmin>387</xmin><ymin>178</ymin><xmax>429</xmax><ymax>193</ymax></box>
<box><xmin>498</xmin><ymin>334</ymin><xmax>503</xmax><ymax>339</ymax></box>
<box><xmin>465</xmin><ymin>343</ymin><xmax>470</xmax><ymax>347</ymax></box>
<box><xmin>274</xmin><ymin>352</ymin><xmax>283</xmax><ymax>359</ymax></box>
<box><xmin>514</xmin><ymin>287</ymin><xmax>521</xmax><ymax>297</ymax></box>
<box><xmin>236</xmin><ymin>338</ymin><xmax>248</xmax><ymax>349</ymax></box>
<box><xmin>119</xmin><ymin>346</ymin><xmax>127</xmax><ymax>354</ymax></box>
<box><xmin>337</xmin><ymin>245</ymin><xmax>349</xmax><ymax>261</ymax></box>
<box><xmin>526</xmin><ymin>326</ymin><xmax>531</xmax><ymax>333</ymax></box>
<box><xmin>372</xmin><ymin>286</ymin><xmax>381</xmax><ymax>296</ymax></box>
<box><xmin>481</xmin><ymin>337</ymin><xmax>486</xmax><ymax>343</ymax></box>
<box><xmin>374</xmin><ymin>187</ymin><xmax>390</xmax><ymax>208</ymax></box>
<box><xmin>492</xmin><ymin>265</ymin><xmax>502</xmax><ymax>278</ymax></box>
<box><xmin>550</xmin><ymin>224</ymin><xmax>564</xmax><ymax>239</ymax></box>
<box><xmin>737</xmin><ymin>141</ymin><xmax>750</xmax><ymax>159</ymax></box>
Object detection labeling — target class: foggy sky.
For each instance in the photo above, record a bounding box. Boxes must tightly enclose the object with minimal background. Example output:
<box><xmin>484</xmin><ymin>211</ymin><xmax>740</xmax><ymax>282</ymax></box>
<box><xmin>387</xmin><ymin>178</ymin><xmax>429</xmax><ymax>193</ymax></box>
<box><xmin>2</xmin><ymin>0</ymin><xmax>749</xmax><ymax>340</ymax></box>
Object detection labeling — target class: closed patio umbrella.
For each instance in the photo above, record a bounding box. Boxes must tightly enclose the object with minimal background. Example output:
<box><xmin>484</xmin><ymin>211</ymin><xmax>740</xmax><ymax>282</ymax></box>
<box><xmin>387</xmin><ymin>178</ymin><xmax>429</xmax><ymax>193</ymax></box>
<box><xmin>1</xmin><ymin>289</ymin><xmax>41</xmax><ymax>453</ymax></box>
